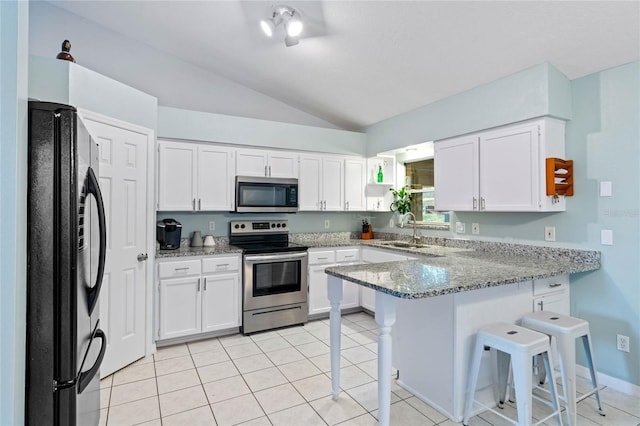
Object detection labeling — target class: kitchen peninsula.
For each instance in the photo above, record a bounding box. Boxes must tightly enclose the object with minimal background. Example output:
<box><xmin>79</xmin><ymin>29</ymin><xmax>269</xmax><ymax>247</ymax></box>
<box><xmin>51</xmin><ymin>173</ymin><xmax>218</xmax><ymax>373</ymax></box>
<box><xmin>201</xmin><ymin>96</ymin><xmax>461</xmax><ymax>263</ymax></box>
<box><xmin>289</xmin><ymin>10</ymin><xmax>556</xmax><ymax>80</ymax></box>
<box><xmin>324</xmin><ymin>242</ymin><xmax>600</xmax><ymax>425</ymax></box>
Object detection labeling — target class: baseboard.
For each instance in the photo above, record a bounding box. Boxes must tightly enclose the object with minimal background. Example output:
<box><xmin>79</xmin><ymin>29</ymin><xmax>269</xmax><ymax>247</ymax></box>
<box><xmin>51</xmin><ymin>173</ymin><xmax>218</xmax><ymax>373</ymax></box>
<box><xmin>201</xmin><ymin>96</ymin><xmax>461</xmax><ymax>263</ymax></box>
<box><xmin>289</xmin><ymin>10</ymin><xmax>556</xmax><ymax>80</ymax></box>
<box><xmin>576</xmin><ymin>364</ymin><xmax>640</xmax><ymax>397</ymax></box>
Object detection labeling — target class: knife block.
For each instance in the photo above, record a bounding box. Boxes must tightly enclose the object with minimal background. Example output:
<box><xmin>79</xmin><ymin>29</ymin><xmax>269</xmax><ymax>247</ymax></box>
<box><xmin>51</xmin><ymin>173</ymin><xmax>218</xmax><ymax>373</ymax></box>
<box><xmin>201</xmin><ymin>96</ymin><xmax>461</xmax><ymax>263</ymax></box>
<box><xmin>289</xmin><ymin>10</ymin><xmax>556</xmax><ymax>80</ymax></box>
<box><xmin>361</xmin><ymin>224</ymin><xmax>373</xmax><ymax>240</ymax></box>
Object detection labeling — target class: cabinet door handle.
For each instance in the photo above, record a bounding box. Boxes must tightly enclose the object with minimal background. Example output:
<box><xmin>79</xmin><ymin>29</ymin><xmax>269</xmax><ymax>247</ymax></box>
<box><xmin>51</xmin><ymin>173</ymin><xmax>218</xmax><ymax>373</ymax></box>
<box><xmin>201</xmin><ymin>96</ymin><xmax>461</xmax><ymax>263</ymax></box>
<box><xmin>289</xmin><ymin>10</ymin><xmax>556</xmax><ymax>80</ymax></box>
<box><xmin>174</xmin><ymin>267</ymin><xmax>189</xmax><ymax>271</ymax></box>
<box><xmin>480</xmin><ymin>197</ymin><xmax>486</xmax><ymax>210</ymax></box>
<box><xmin>473</xmin><ymin>197</ymin><xmax>477</xmax><ymax>210</ymax></box>
<box><xmin>344</xmin><ymin>255</ymin><xmax>354</xmax><ymax>258</ymax></box>
<box><xmin>192</xmin><ymin>198</ymin><xmax>196</xmax><ymax>210</ymax></box>
<box><xmin>264</xmin><ymin>165</ymin><xmax>268</xmax><ymax>176</ymax></box>
<box><xmin>268</xmin><ymin>165</ymin><xmax>272</xmax><ymax>176</ymax></box>
<box><xmin>538</xmin><ymin>300</ymin><xmax>544</xmax><ymax>310</ymax></box>
<box><xmin>345</xmin><ymin>201</ymin><xmax>349</xmax><ymax>210</ymax></box>
<box><xmin>198</xmin><ymin>198</ymin><xmax>201</xmax><ymax>210</ymax></box>
<box><xmin>216</xmin><ymin>263</ymin><xmax>229</xmax><ymax>269</ymax></box>
<box><xmin>318</xmin><ymin>257</ymin><xmax>328</xmax><ymax>260</ymax></box>
<box><xmin>549</xmin><ymin>283</ymin><xmax>562</xmax><ymax>288</ymax></box>
<box><xmin>197</xmin><ymin>278</ymin><xmax>201</xmax><ymax>292</ymax></box>
<box><xmin>203</xmin><ymin>277</ymin><xmax>207</xmax><ymax>291</ymax></box>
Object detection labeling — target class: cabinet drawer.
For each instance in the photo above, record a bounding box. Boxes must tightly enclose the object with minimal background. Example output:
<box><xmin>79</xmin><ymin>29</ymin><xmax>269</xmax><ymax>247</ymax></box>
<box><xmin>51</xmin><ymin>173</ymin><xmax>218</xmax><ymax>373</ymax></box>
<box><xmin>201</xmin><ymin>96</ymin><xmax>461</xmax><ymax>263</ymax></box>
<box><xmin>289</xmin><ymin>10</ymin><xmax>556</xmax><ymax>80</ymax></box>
<box><xmin>158</xmin><ymin>259</ymin><xmax>201</xmax><ymax>278</ymax></box>
<box><xmin>533</xmin><ymin>274</ymin><xmax>569</xmax><ymax>296</ymax></box>
<box><xmin>202</xmin><ymin>256</ymin><xmax>240</xmax><ymax>273</ymax></box>
<box><xmin>309</xmin><ymin>250</ymin><xmax>336</xmax><ymax>265</ymax></box>
<box><xmin>336</xmin><ymin>248</ymin><xmax>360</xmax><ymax>263</ymax></box>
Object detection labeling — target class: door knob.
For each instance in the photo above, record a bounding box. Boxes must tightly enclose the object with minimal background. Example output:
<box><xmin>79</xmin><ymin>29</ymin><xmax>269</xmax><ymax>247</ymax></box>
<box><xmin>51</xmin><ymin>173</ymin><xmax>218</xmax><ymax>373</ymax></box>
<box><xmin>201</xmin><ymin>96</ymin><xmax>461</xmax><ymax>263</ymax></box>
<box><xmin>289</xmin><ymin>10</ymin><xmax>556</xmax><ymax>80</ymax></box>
<box><xmin>137</xmin><ymin>253</ymin><xmax>148</xmax><ymax>262</ymax></box>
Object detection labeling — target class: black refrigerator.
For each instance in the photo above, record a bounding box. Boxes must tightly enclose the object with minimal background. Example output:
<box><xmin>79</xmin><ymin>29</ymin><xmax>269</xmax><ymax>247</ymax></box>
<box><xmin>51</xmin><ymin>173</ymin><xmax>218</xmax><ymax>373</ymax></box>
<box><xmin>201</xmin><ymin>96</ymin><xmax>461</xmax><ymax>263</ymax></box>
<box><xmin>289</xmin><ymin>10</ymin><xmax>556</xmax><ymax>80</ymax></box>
<box><xmin>26</xmin><ymin>101</ymin><xmax>107</xmax><ymax>426</ymax></box>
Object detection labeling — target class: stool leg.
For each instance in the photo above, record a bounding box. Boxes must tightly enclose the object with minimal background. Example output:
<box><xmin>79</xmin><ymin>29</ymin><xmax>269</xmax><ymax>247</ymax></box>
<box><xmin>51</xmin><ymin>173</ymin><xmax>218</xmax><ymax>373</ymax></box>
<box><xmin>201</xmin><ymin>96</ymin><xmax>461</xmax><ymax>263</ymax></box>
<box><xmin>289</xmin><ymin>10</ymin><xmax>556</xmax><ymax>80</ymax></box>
<box><xmin>510</xmin><ymin>353</ymin><xmax>534</xmax><ymax>426</ymax></box>
<box><xmin>581</xmin><ymin>333</ymin><xmax>605</xmax><ymax>416</ymax></box>
<box><xmin>463</xmin><ymin>340</ymin><xmax>485</xmax><ymax>426</ymax></box>
<box><xmin>541</xmin><ymin>351</ymin><xmax>563</xmax><ymax>426</ymax></box>
<box><xmin>557</xmin><ymin>334</ymin><xmax>577</xmax><ymax>426</ymax></box>
<box><xmin>496</xmin><ymin>350</ymin><xmax>511</xmax><ymax>407</ymax></box>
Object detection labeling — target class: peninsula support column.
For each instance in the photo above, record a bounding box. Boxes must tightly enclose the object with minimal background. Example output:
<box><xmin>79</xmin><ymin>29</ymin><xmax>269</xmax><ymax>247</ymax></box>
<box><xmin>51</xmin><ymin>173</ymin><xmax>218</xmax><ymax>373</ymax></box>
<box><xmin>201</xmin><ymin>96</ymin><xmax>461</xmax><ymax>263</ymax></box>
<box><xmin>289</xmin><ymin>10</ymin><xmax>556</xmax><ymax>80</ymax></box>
<box><xmin>375</xmin><ymin>291</ymin><xmax>397</xmax><ymax>426</ymax></box>
<box><xmin>327</xmin><ymin>275</ymin><xmax>344</xmax><ymax>400</ymax></box>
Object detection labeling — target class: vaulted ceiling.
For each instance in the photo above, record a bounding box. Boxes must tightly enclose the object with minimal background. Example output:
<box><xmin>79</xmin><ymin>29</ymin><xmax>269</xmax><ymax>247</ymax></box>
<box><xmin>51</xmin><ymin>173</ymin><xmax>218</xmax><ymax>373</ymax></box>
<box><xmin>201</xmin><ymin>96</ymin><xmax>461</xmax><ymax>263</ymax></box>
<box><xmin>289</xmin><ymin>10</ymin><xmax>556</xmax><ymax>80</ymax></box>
<box><xmin>48</xmin><ymin>1</ymin><xmax>640</xmax><ymax>131</ymax></box>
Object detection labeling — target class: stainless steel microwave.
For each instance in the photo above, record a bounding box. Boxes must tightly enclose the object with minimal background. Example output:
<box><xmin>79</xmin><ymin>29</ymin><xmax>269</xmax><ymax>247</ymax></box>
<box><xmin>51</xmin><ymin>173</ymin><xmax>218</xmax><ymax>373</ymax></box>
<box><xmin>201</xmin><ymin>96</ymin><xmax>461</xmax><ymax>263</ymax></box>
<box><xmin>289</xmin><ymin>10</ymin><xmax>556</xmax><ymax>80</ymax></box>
<box><xmin>235</xmin><ymin>176</ymin><xmax>298</xmax><ymax>213</ymax></box>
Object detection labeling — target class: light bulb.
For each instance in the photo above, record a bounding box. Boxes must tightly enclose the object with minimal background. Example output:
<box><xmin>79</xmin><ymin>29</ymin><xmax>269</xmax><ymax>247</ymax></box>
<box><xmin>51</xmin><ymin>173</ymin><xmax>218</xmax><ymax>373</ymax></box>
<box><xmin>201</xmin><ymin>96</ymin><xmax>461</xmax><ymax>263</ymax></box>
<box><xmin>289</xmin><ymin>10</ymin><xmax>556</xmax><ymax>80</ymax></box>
<box><xmin>286</xmin><ymin>18</ymin><xmax>303</xmax><ymax>37</ymax></box>
<box><xmin>260</xmin><ymin>19</ymin><xmax>274</xmax><ymax>37</ymax></box>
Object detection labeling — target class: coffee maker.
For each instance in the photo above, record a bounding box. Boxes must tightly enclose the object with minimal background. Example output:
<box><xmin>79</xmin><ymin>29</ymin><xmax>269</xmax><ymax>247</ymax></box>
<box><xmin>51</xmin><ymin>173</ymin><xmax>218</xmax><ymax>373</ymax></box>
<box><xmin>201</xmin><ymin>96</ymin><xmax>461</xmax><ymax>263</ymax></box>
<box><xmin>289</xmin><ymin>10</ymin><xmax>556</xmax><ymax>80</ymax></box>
<box><xmin>156</xmin><ymin>218</ymin><xmax>182</xmax><ymax>249</ymax></box>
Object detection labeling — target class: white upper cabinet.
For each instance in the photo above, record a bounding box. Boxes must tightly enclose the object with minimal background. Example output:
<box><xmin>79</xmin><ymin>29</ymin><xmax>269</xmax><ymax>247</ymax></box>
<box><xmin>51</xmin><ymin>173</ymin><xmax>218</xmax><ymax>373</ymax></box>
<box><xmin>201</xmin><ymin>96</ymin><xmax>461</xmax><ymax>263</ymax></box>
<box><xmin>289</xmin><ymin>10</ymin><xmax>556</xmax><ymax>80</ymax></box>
<box><xmin>157</xmin><ymin>140</ymin><xmax>234</xmax><ymax>211</ymax></box>
<box><xmin>157</xmin><ymin>141</ymin><xmax>197</xmax><ymax>211</ymax></box>
<box><xmin>434</xmin><ymin>118</ymin><xmax>566</xmax><ymax>212</ymax></box>
<box><xmin>198</xmin><ymin>145</ymin><xmax>235</xmax><ymax>211</ymax></box>
<box><xmin>433</xmin><ymin>135</ymin><xmax>479</xmax><ymax>211</ymax></box>
<box><xmin>299</xmin><ymin>154</ymin><xmax>344</xmax><ymax>211</ymax></box>
<box><xmin>344</xmin><ymin>158</ymin><xmax>366</xmax><ymax>211</ymax></box>
<box><xmin>236</xmin><ymin>148</ymin><xmax>298</xmax><ymax>178</ymax></box>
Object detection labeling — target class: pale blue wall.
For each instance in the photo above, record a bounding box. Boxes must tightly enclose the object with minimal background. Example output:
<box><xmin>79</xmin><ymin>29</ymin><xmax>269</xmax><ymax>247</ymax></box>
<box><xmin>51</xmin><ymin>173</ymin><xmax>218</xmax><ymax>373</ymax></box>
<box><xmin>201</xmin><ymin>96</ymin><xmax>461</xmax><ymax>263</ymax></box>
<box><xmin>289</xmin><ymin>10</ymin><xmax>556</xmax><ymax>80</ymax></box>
<box><xmin>0</xmin><ymin>2</ymin><xmax>28</xmax><ymax>424</ymax></box>
<box><xmin>366</xmin><ymin>62</ymin><xmax>572</xmax><ymax>156</ymax></box>
<box><xmin>157</xmin><ymin>211</ymin><xmax>369</xmax><ymax>239</ymax></box>
<box><xmin>158</xmin><ymin>106</ymin><xmax>366</xmax><ymax>156</ymax></box>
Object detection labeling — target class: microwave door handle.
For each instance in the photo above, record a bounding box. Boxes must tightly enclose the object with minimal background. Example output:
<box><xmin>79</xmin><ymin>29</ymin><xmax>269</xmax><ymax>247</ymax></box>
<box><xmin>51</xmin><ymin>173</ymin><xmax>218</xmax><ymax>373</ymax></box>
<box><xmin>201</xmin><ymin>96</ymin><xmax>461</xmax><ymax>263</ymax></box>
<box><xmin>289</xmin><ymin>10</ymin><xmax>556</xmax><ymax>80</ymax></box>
<box><xmin>244</xmin><ymin>252</ymin><xmax>308</xmax><ymax>262</ymax></box>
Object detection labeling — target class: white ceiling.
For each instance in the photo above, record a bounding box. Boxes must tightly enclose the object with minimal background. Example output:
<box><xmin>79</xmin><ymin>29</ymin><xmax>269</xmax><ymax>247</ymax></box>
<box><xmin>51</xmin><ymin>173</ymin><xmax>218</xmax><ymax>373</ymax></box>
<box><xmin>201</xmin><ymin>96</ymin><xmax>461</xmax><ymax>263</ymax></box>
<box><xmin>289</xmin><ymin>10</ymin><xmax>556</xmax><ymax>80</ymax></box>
<box><xmin>48</xmin><ymin>1</ymin><xmax>640</xmax><ymax>131</ymax></box>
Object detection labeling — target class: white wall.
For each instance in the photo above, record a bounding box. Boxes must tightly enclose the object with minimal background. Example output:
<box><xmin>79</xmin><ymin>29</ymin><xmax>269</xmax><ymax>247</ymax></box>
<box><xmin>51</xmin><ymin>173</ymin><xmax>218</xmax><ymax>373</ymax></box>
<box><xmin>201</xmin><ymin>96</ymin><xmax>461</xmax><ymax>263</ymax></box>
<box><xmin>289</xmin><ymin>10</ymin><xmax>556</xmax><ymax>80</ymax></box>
<box><xmin>28</xmin><ymin>1</ymin><xmax>340</xmax><ymax>130</ymax></box>
<box><xmin>0</xmin><ymin>2</ymin><xmax>28</xmax><ymax>424</ymax></box>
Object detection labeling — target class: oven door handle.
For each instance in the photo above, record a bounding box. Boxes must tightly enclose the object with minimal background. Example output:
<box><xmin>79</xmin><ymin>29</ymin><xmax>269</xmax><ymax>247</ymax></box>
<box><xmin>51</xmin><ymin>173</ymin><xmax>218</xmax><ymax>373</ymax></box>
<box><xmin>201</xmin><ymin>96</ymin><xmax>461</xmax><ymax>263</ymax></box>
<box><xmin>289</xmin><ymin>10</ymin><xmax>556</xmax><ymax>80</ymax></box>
<box><xmin>244</xmin><ymin>252</ymin><xmax>308</xmax><ymax>262</ymax></box>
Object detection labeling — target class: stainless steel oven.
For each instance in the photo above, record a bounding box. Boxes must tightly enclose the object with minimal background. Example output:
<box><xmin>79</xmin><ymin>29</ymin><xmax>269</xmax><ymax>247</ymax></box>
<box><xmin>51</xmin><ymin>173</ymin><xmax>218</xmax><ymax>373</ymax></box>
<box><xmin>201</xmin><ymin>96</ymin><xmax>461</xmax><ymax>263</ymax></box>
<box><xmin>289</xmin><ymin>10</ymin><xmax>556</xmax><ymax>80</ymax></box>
<box><xmin>229</xmin><ymin>220</ymin><xmax>308</xmax><ymax>334</ymax></box>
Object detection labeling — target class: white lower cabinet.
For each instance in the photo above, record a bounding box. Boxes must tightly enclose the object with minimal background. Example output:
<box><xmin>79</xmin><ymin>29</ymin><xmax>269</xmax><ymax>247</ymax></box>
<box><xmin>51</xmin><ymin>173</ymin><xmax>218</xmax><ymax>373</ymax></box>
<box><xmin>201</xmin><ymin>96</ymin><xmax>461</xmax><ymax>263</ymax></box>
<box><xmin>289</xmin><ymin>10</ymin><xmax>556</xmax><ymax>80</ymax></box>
<box><xmin>157</xmin><ymin>255</ymin><xmax>241</xmax><ymax>341</ymax></box>
<box><xmin>308</xmin><ymin>248</ymin><xmax>360</xmax><ymax>316</ymax></box>
<box><xmin>532</xmin><ymin>274</ymin><xmax>569</xmax><ymax>314</ymax></box>
<box><xmin>158</xmin><ymin>275</ymin><xmax>202</xmax><ymax>340</ymax></box>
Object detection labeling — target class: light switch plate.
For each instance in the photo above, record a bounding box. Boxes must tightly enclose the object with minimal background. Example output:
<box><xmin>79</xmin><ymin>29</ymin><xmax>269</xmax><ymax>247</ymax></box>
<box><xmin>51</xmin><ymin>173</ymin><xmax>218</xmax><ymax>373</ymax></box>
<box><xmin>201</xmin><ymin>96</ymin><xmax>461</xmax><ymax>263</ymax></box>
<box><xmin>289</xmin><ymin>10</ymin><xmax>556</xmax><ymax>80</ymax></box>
<box><xmin>600</xmin><ymin>181</ymin><xmax>612</xmax><ymax>197</ymax></box>
<box><xmin>456</xmin><ymin>222</ymin><xmax>465</xmax><ymax>233</ymax></box>
<box><xmin>209</xmin><ymin>221</ymin><xmax>215</xmax><ymax>231</ymax></box>
<box><xmin>545</xmin><ymin>226</ymin><xmax>556</xmax><ymax>242</ymax></box>
<box><xmin>601</xmin><ymin>229</ymin><xmax>613</xmax><ymax>245</ymax></box>
<box><xmin>471</xmin><ymin>223</ymin><xmax>480</xmax><ymax>235</ymax></box>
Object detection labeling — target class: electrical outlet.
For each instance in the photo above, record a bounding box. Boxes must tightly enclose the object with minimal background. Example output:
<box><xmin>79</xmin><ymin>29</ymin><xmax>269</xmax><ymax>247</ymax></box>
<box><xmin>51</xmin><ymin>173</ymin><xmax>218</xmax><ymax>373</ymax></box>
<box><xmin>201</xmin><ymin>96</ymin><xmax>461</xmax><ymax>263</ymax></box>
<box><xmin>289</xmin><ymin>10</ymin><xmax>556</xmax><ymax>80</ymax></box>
<box><xmin>617</xmin><ymin>334</ymin><xmax>630</xmax><ymax>352</ymax></box>
<box><xmin>455</xmin><ymin>222</ymin><xmax>465</xmax><ymax>233</ymax></box>
<box><xmin>471</xmin><ymin>223</ymin><xmax>480</xmax><ymax>235</ymax></box>
<box><xmin>324</xmin><ymin>219</ymin><xmax>330</xmax><ymax>229</ymax></box>
<box><xmin>545</xmin><ymin>226</ymin><xmax>556</xmax><ymax>242</ymax></box>
<box><xmin>209</xmin><ymin>221</ymin><xmax>215</xmax><ymax>231</ymax></box>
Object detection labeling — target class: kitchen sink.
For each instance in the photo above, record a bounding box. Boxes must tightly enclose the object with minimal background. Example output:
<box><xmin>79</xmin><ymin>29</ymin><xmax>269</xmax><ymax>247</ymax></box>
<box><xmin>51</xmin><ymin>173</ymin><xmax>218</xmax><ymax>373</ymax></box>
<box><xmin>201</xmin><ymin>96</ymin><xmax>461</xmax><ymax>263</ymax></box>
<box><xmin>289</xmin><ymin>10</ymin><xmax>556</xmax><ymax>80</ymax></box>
<box><xmin>377</xmin><ymin>240</ymin><xmax>430</xmax><ymax>249</ymax></box>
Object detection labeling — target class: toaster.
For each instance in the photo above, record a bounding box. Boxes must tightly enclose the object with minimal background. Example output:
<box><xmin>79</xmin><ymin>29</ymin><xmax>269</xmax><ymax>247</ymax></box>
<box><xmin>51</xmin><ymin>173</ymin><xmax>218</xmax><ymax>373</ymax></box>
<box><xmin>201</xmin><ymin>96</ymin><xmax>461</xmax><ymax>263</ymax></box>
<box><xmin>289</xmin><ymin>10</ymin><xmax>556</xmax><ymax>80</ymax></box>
<box><xmin>156</xmin><ymin>218</ymin><xmax>182</xmax><ymax>250</ymax></box>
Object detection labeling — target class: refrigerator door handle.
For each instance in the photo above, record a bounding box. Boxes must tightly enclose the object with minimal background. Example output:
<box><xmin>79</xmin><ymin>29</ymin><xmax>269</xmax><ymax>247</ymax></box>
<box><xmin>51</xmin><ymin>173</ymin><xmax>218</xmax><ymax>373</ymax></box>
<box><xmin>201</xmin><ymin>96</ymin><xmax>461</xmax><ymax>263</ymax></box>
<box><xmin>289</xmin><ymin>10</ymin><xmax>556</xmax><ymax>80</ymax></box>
<box><xmin>85</xmin><ymin>166</ymin><xmax>107</xmax><ymax>316</ymax></box>
<box><xmin>77</xmin><ymin>321</ymin><xmax>107</xmax><ymax>394</ymax></box>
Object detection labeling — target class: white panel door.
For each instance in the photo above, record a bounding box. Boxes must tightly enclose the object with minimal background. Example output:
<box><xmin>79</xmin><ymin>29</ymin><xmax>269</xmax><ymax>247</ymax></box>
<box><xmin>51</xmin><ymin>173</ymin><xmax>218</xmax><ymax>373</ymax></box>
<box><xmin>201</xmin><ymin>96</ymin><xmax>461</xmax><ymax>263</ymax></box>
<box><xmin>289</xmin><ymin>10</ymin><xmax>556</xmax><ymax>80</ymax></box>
<box><xmin>479</xmin><ymin>123</ymin><xmax>539</xmax><ymax>211</ymax></box>
<box><xmin>344</xmin><ymin>158</ymin><xmax>366</xmax><ymax>211</ymax></box>
<box><xmin>157</xmin><ymin>141</ymin><xmax>197</xmax><ymax>210</ymax></box>
<box><xmin>434</xmin><ymin>135</ymin><xmax>479</xmax><ymax>211</ymax></box>
<box><xmin>322</xmin><ymin>157</ymin><xmax>344</xmax><ymax>211</ymax></box>
<box><xmin>299</xmin><ymin>155</ymin><xmax>322</xmax><ymax>210</ymax></box>
<box><xmin>84</xmin><ymin>118</ymin><xmax>148</xmax><ymax>377</ymax></box>
<box><xmin>198</xmin><ymin>145</ymin><xmax>234</xmax><ymax>211</ymax></box>
<box><xmin>202</xmin><ymin>273</ymin><xmax>241</xmax><ymax>332</ymax></box>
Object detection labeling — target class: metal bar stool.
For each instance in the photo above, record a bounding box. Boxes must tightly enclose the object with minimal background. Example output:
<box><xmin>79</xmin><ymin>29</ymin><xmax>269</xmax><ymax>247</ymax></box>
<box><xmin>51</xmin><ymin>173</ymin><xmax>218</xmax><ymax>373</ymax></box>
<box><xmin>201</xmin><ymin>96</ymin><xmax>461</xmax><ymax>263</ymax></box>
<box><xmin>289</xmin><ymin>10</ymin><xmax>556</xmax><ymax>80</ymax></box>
<box><xmin>522</xmin><ymin>311</ymin><xmax>605</xmax><ymax>426</ymax></box>
<box><xmin>463</xmin><ymin>322</ymin><xmax>563</xmax><ymax>426</ymax></box>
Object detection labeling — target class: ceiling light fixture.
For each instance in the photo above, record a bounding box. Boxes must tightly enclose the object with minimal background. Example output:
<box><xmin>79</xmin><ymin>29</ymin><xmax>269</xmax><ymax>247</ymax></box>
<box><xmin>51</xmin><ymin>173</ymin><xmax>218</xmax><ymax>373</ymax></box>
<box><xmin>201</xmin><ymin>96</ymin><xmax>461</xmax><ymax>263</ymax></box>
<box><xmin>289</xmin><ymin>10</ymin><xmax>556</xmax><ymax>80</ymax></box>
<box><xmin>259</xmin><ymin>5</ymin><xmax>303</xmax><ymax>47</ymax></box>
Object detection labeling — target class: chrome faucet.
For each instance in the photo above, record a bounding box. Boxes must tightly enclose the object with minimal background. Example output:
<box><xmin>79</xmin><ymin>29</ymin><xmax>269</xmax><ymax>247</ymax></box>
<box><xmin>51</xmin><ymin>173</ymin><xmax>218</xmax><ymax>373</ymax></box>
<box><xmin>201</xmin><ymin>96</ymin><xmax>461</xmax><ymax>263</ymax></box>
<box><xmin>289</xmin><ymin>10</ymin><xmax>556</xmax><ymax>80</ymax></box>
<box><xmin>400</xmin><ymin>212</ymin><xmax>420</xmax><ymax>243</ymax></box>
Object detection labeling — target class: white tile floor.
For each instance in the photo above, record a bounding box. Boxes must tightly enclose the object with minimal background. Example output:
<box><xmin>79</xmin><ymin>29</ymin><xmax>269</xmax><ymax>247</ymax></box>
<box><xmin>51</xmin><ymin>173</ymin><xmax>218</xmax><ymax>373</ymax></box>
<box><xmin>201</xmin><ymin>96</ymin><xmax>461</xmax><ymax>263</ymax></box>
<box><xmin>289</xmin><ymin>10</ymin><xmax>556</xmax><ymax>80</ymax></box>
<box><xmin>100</xmin><ymin>313</ymin><xmax>640</xmax><ymax>425</ymax></box>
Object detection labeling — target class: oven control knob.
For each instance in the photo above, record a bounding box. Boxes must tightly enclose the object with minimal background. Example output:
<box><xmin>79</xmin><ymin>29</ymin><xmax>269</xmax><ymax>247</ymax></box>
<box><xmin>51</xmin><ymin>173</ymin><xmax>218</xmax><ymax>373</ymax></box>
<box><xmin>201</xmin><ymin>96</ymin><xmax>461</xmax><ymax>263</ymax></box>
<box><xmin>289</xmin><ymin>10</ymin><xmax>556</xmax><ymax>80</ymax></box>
<box><xmin>240</xmin><ymin>224</ymin><xmax>245</xmax><ymax>229</ymax></box>
<box><xmin>234</xmin><ymin>224</ymin><xmax>239</xmax><ymax>229</ymax></box>
<box><xmin>281</xmin><ymin>223</ymin><xmax>286</xmax><ymax>228</ymax></box>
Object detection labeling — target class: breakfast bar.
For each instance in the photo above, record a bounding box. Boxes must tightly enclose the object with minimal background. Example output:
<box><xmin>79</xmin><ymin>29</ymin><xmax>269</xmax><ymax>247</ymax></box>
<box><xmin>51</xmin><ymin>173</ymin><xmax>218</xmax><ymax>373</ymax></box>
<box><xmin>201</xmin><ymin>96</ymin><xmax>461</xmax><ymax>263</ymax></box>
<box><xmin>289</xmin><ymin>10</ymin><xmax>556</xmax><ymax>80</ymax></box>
<box><xmin>324</xmin><ymin>243</ymin><xmax>600</xmax><ymax>425</ymax></box>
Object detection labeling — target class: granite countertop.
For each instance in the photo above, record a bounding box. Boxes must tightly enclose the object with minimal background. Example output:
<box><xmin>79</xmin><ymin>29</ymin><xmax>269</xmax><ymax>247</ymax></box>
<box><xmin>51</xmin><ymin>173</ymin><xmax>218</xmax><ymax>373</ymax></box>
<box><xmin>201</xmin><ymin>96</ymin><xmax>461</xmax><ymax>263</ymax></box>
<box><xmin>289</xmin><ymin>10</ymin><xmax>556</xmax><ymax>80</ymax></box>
<box><xmin>324</xmin><ymin>245</ymin><xmax>601</xmax><ymax>299</ymax></box>
<box><xmin>156</xmin><ymin>244</ymin><xmax>242</xmax><ymax>259</ymax></box>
